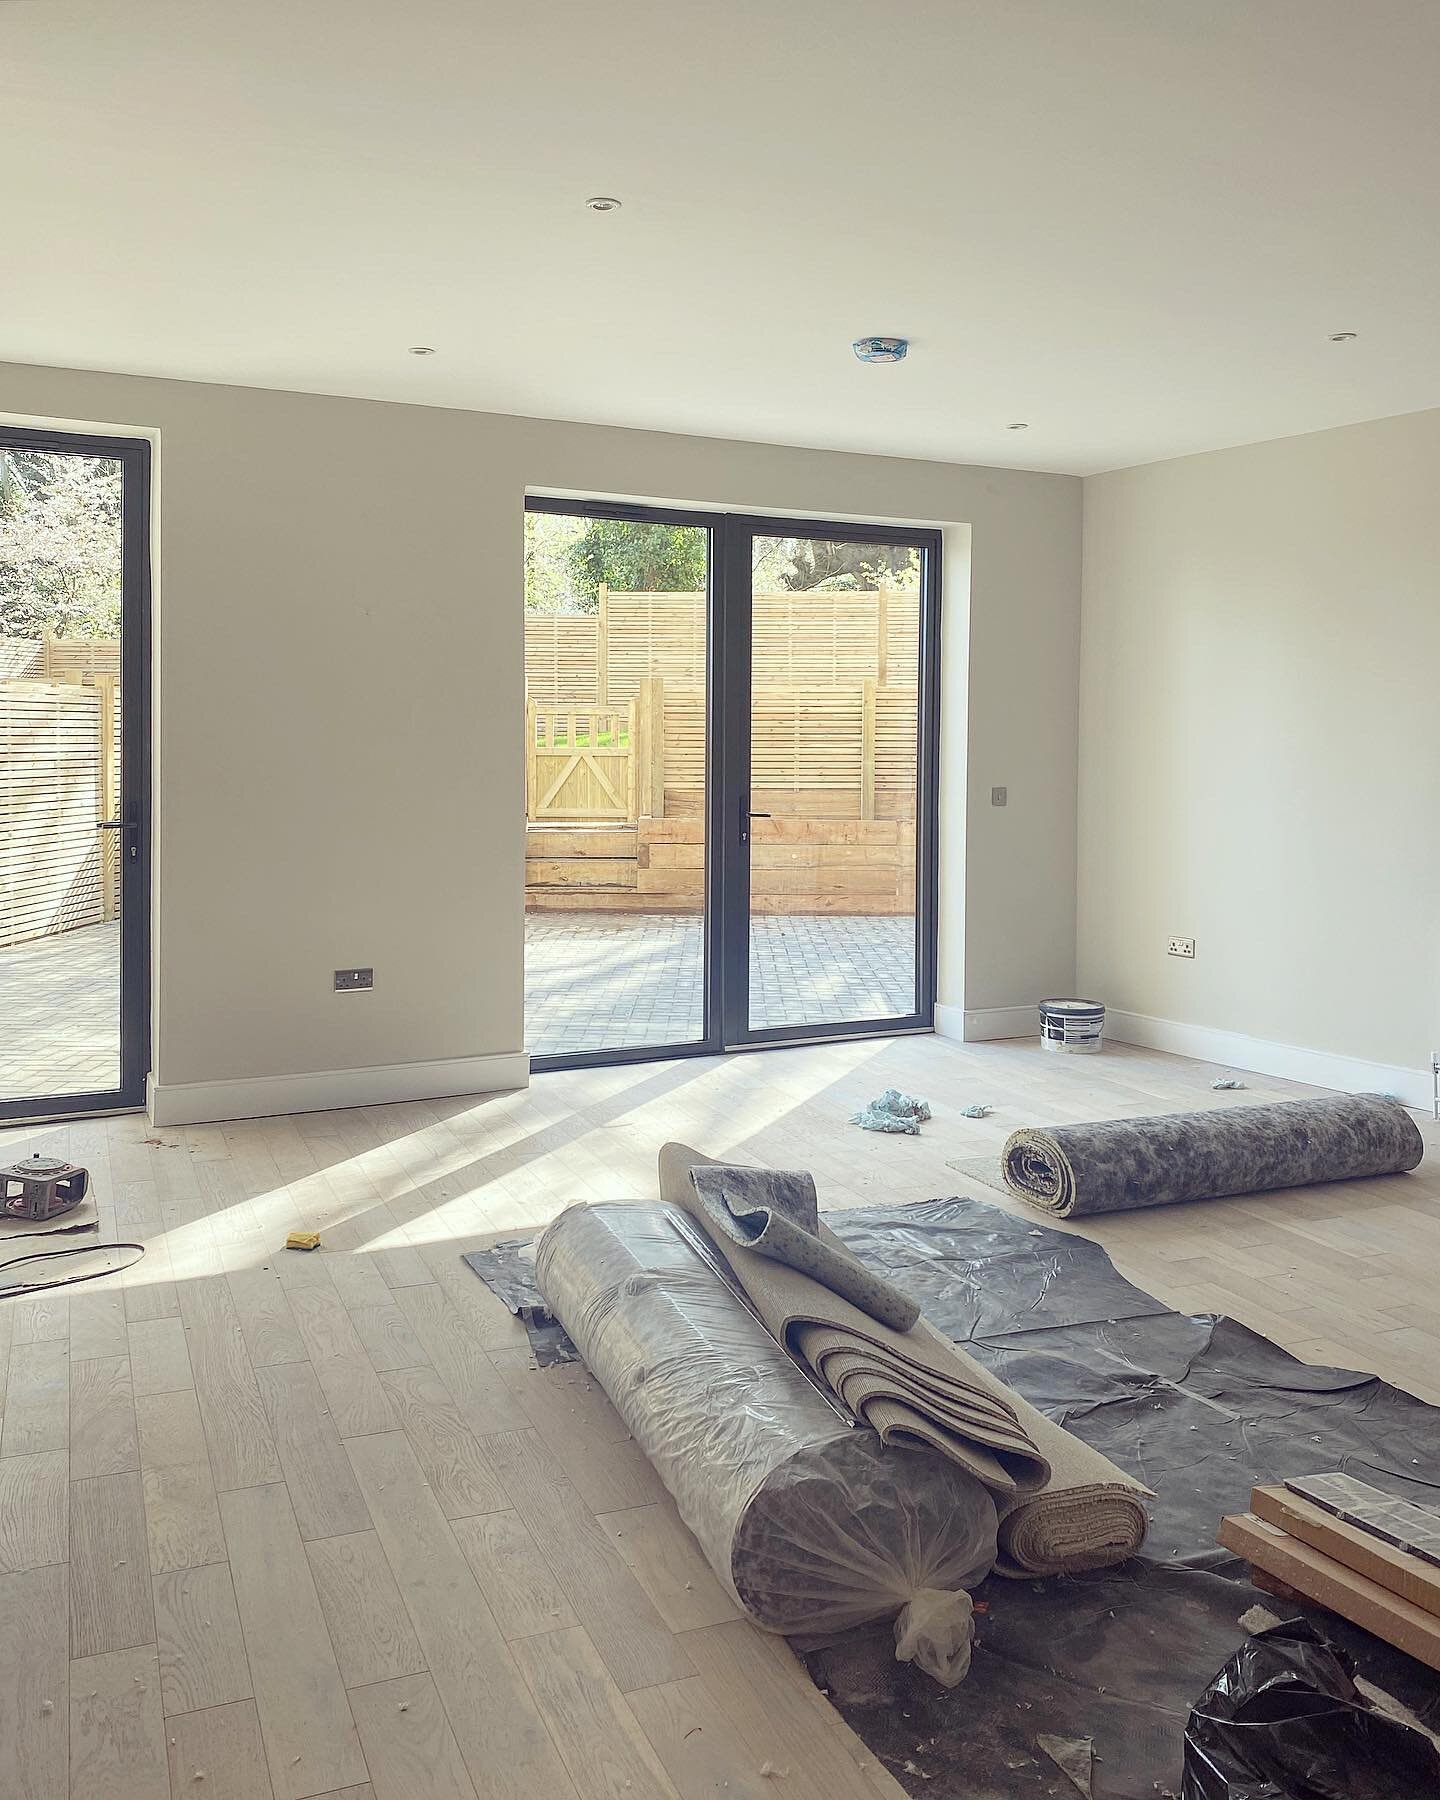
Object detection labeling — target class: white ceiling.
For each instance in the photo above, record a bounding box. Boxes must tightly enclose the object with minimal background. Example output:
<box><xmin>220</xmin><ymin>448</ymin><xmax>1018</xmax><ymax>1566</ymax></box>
<box><xmin>3</xmin><ymin>1</ymin><xmax>1439</xmax><ymax>475</ymax></box>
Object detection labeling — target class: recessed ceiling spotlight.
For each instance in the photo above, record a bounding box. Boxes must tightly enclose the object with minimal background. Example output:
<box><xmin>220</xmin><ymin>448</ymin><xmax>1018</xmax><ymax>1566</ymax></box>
<box><xmin>585</xmin><ymin>196</ymin><xmax>623</xmax><ymax>212</ymax></box>
<box><xmin>853</xmin><ymin>337</ymin><xmax>908</xmax><ymax>364</ymax></box>
<box><xmin>1006</xmin><ymin>421</ymin><xmax>1030</xmax><ymax>431</ymax></box>
<box><xmin>1329</xmin><ymin>331</ymin><xmax>1357</xmax><ymax>342</ymax></box>
<box><xmin>408</xmin><ymin>345</ymin><xmax>436</xmax><ymax>356</ymax></box>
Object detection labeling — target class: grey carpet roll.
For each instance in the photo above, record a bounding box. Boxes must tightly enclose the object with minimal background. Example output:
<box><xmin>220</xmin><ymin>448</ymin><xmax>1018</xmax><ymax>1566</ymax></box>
<box><xmin>1002</xmin><ymin>1092</ymin><xmax>1424</xmax><ymax>1219</ymax></box>
<box><xmin>535</xmin><ymin>1200</ymin><xmax>997</xmax><ymax>1684</ymax></box>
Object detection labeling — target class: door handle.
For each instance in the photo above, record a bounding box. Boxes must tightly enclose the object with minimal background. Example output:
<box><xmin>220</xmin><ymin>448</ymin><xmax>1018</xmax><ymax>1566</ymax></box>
<box><xmin>738</xmin><ymin>796</ymin><xmax>772</xmax><ymax>845</ymax></box>
<box><xmin>96</xmin><ymin>803</ymin><xmax>141</xmax><ymax>860</ymax></box>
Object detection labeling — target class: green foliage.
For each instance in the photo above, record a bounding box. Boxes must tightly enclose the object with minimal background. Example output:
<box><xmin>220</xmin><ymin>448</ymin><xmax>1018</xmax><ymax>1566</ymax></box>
<box><xmin>0</xmin><ymin>450</ymin><xmax>123</xmax><ymax>639</ymax></box>
<box><xmin>567</xmin><ymin>519</ymin><xmax>708</xmax><ymax>603</ymax></box>
<box><xmin>523</xmin><ymin>511</ymin><xmax>920</xmax><ymax>613</ymax></box>
<box><xmin>754</xmin><ymin>537</ymin><xmax>920</xmax><ymax>592</ymax></box>
<box><xmin>524</xmin><ymin>510</ymin><xmax>587</xmax><ymax>613</ymax></box>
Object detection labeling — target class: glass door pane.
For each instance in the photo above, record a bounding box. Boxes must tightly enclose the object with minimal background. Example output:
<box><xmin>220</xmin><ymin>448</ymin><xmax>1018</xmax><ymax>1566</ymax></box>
<box><xmin>0</xmin><ymin>438</ymin><xmax>137</xmax><ymax>1110</ymax></box>
<box><xmin>523</xmin><ymin>505</ymin><xmax>712</xmax><ymax>1062</ymax></box>
<box><xmin>744</xmin><ymin>533</ymin><xmax>924</xmax><ymax>1034</ymax></box>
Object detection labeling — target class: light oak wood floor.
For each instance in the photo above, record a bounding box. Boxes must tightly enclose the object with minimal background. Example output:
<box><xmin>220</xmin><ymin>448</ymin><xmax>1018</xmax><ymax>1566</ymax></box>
<box><xmin>2</xmin><ymin>1032</ymin><xmax>1437</xmax><ymax>1800</ymax></box>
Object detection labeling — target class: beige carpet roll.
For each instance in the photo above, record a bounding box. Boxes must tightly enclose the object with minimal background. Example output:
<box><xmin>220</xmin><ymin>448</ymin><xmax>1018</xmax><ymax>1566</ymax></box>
<box><xmin>661</xmin><ymin>1143</ymin><xmax>1050</xmax><ymax>1498</ymax></box>
<box><xmin>659</xmin><ymin>1142</ymin><xmax>1150</xmax><ymax>1578</ymax></box>
<box><xmin>986</xmin><ymin>1376</ymin><xmax>1151</xmax><ymax>1578</ymax></box>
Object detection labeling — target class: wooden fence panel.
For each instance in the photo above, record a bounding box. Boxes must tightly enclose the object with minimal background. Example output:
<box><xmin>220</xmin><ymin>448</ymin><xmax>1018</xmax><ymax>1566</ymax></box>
<box><xmin>606</xmin><ymin>591</ymin><xmax>706</xmax><ymax>700</ymax></box>
<box><xmin>523</xmin><ymin>616</ymin><xmax>600</xmax><ymax>705</ymax></box>
<box><xmin>0</xmin><ymin>635</ymin><xmax>45</xmax><ymax>679</ymax></box>
<box><xmin>0</xmin><ymin>681</ymin><xmax>105</xmax><ymax>946</ymax></box>
<box><xmin>523</xmin><ymin>590</ymin><xmax>922</xmax><ymax>708</ymax></box>
<box><xmin>42</xmin><ymin>632</ymin><xmax>121</xmax><ymax>682</ymax></box>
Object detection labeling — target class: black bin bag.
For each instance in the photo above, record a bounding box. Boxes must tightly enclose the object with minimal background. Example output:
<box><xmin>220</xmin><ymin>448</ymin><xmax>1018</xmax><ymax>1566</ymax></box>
<box><xmin>1182</xmin><ymin>1618</ymin><xmax>1440</xmax><ymax>1799</ymax></box>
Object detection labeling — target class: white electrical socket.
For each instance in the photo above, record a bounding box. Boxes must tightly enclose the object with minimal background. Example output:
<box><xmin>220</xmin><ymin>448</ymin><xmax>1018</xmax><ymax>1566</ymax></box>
<box><xmin>1167</xmin><ymin>937</ymin><xmax>1196</xmax><ymax>959</ymax></box>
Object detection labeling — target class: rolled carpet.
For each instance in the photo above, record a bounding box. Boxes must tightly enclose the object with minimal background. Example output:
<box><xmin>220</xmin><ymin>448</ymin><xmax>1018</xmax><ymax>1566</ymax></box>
<box><xmin>659</xmin><ymin>1142</ymin><xmax>1150</xmax><ymax>1577</ymax></box>
<box><xmin>535</xmin><ymin>1200</ymin><xmax>997</xmax><ymax>1683</ymax></box>
<box><xmin>1002</xmin><ymin>1092</ymin><xmax>1424</xmax><ymax>1219</ymax></box>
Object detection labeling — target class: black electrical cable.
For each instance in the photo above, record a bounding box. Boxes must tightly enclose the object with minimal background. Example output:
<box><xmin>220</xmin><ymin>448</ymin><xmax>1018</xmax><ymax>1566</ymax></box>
<box><xmin>0</xmin><ymin>1239</ymin><xmax>146</xmax><ymax>1297</ymax></box>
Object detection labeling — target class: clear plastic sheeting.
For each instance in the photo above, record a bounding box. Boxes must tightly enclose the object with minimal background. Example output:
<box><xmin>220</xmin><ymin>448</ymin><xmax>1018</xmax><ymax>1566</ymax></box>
<box><xmin>535</xmin><ymin>1202</ymin><xmax>997</xmax><ymax>1683</ymax></box>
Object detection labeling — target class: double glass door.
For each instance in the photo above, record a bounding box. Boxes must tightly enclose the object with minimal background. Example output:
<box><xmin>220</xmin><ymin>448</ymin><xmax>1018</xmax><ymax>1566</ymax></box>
<box><xmin>522</xmin><ymin>501</ymin><xmax>939</xmax><ymax>1068</ymax></box>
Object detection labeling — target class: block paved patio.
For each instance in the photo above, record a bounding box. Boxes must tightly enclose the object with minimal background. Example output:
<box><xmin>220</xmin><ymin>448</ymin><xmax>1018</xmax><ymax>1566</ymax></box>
<box><xmin>0</xmin><ymin>919</ymin><xmax>121</xmax><ymax>1103</ymax></box>
<box><xmin>525</xmin><ymin>910</ymin><xmax>916</xmax><ymax>1056</ymax></box>
<box><xmin>0</xmin><ymin>913</ymin><xmax>917</xmax><ymax>1103</ymax></box>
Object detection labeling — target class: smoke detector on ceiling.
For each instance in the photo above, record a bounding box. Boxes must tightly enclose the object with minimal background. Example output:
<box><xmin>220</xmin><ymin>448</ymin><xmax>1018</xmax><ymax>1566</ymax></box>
<box><xmin>852</xmin><ymin>337</ymin><xmax>909</xmax><ymax>364</ymax></box>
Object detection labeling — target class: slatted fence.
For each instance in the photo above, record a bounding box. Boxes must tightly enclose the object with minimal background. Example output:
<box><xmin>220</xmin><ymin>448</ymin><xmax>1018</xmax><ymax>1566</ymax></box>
<box><xmin>524</xmin><ymin>589</ymin><xmax>920</xmax><ymax>705</ymax></box>
<box><xmin>0</xmin><ymin>681</ymin><xmax>106</xmax><ymax>946</ymax></box>
<box><xmin>0</xmin><ymin>634</ymin><xmax>123</xmax><ymax>946</ymax></box>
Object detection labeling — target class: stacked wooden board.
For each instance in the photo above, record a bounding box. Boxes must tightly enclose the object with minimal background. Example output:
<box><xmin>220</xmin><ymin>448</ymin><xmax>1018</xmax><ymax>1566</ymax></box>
<box><xmin>524</xmin><ymin>817</ymin><xmax>917</xmax><ymax>915</ymax></box>
<box><xmin>1220</xmin><ymin>1473</ymin><xmax>1440</xmax><ymax>1672</ymax></box>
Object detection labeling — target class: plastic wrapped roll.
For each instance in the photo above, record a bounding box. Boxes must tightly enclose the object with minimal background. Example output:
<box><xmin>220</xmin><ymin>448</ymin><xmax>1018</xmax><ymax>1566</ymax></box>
<box><xmin>535</xmin><ymin>1202</ymin><xmax>998</xmax><ymax>1685</ymax></box>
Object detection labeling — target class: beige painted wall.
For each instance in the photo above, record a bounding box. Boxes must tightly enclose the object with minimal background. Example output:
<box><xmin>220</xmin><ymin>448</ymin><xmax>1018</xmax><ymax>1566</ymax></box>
<box><xmin>1</xmin><ymin>362</ymin><xmax>1080</xmax><ymax>1095</ymax></box>
<box><xmin>1080</xmin><ymin>407</ymin><xmax>1440</xmax><ymax>1076</ymax></box>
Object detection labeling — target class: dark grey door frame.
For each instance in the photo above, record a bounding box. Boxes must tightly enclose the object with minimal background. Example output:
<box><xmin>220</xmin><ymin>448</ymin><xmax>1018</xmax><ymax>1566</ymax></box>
<box><xmin>524</xmin><ymin>496</ymin><xmax>941</xmax><ymax>1072</ymax></box>
<box><xmin>0</xmin><ymin>425</ymin><xmax>152</xmax><ymax>1123</ymax></box>
<box><xmin>714</xmin><ymin>513</ymin><xmax>942</xmax><ymax>1051</ymax></box>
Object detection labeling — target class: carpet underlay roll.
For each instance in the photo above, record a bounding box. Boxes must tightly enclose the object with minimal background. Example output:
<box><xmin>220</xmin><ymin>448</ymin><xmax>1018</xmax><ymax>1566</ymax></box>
<box><xmin>1001</xmin><ymin>1092</ymin><xmax>1425</xmax><ymax>1219</ymax></box>
<box><xmin>534</xmin><ymin>1201</ymin><xmax>997</xmax><ymax>1684</ymax></box>
<box><xmin>658</xmin><ymin>1143</ymin><xmax>1150</xmax><ymax>1580</ymax></box>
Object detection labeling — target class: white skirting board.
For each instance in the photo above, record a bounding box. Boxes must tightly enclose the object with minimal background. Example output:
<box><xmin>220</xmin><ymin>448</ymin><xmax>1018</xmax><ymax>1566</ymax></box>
<box><xmin>935</xmin><ymin>1003</ymin><xmax>1036</xmax><ymax>1042</ymax></box>
<box><xmin>1105</xmin><ymin>1011</ymin><xmax>1433</xmax><ymax>1111</ymax></box>
<box><xmin>936</xmin><ymin>1001</ymin><xmax>1433</xmax><ymax>1109</ymax></box>
<box><xmin>148</xmin><ymin>1051</ymin><xmax>530</xmax><ymax>1126</ymax></box>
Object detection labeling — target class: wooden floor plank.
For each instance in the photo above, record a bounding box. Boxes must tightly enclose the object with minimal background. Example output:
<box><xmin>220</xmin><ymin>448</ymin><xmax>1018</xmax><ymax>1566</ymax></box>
<box><xmin>594</xmin><ymin>1501</ymin><xmax>741</xmax><ymax>1633</ymax></box>
<box><xmin>176</xmin><ymin>1279</ymin><xmax>280</xmax><ymax>1489</ymax></box>
<box><xmin>373</xmin><ymin>1365</ymin><xmax>508</xmax><ymax>1519</ymax></box>
<box><xmin>482</xmin><ymin>1428</ymin><xmax>696</xmax><ymax>1693</ymax></box>
<box><xmin>219</xmin><ymin>1481</ymin><xmax>367</xmax><ymax>1799</ymax></box>
<box><xmin>391</xmin><ymin>1285</ymin><xmax>526</xmax><ymax>1437</ymax></box>
<box><xmin>0</xmin><ymin>1447</ymin><xmax>68</xmax><ymax>1574</ymax></box>
<box><xmin>345</xmin><ymin>1430</ymin><xmax>579</xmax><ymax>1800</ymax></box>
<box><xmin>287</xmin><ymin>1286</ymin><xmax>397</xmax><ymax>1438</ymax></box>
<box><xmin>510</xmin><ymin>1626</ymin><xmax>680</xmax><ymax>1800</ymax></box>
<box><xmin>141</xmin><ymin>1461</ymin><xmax>226</xmax><ymax>1573</ymax></box>
<box><xmin>153</xmin><ymin>1560</ymin><xmax>253</xmax><ymax>1715</ymax></box>
<box><xmin>449</xmin><ymin>1510</ymin><xmax>577</xmax><ymax>1640</ymax></box>
<box><xmin>70</xmin><ymin>1471</ymin><xmax>154</xmax><ymax>1660</ymax></box>
<box><xmin>133</xmin><ymin>1388</ymin><xmax>209</xmax><ymax>1470</ymax></box>
<box><xmin>627</xmin><ymin>1676</ymin><xmax>777</xmax><ymax>1800</ymax></box>
<box><xmin>348</xmin><ymin>1304</ymin><xmax>428</xmax><ymax>1373</ymax></box>
<box><xmin>501</xmin><ymin>1360</ymin><xmax>666</xmax><ymax>1512</ymax></box>
<box><xmin>304</xmin><ymin>1531</ymin><xmax>426</xmax><ymax>1689</ymax></box>
<box><xmin>373</xmin><ymin>1247</ymin><xmax>432</xmax><ymax>1290</ymax></box>
<box><xmin>166</xmin><ymin>1700</ymin><xmax>274</xmax><ymax>1800</ymax></box>
<box><xmin>69</xmin><ymin>1356</ymin><xmax>138</xmax><ymax>1481</ymax></box>
<box><xmin>13</xmin><ymin>1292</ymin><xmax>70</xmax><ymax>1345</ymax></box>
<box><xmin>123</xmin><ymin>1279</ymin><xmax>179</xmax><ymax>1324</ymax></box>
<box><xmin>226</xmin><ymin>1269</ymin><xmax>307</xmax><ymax>1367</ymax></box>
<box><xmin>69</xmin><ymin>1644</ymin><xmax>168</xmax><ymax>1800</ymax></box>
<box><xmin>678</xmin><ymin>1620</ymin><xmax>893</xmax><ymax>1800</ymax></box>
<box><xmin>348</xmin><ymin>1672</ymin><xmax>477</xmax><ymax>1800</ymax></box>
<box><xmin>68</xmin><ymin>1293</ymin><xmax>129</xmax><ymax>1363</ymax></box>
<box><xmin>255</xmin><ymin>1361</ymin><xmax>372</xmax><ymax>1540</ymax></box>
<box><xmin>321</xmin><ymin>1254</ymin><xmax>392</xmax><ymax>1311</ymax></box>
<box><xmin>125</xmin><ymin>1316</ymin><xmax>194</xmax><ymax>1397</ymax></box>
<box><xmin>2</xmin><ymin>1338</ymin><xmax>70</xmax><ymax>1457</ymax></box>
<box><xmin>0</xmin><ymin>1563</ymin><xmax>69</xmax><ymax>1800</ymax></box>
